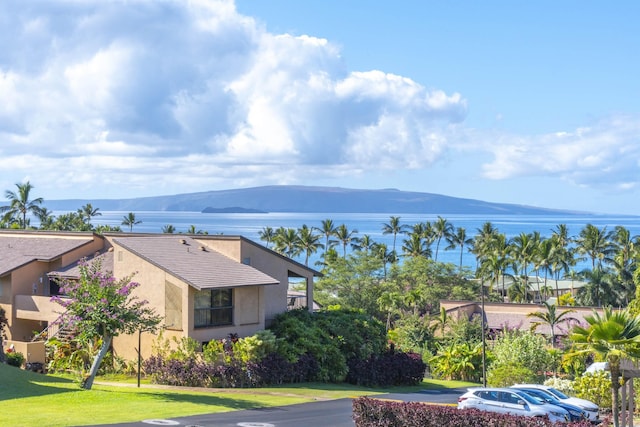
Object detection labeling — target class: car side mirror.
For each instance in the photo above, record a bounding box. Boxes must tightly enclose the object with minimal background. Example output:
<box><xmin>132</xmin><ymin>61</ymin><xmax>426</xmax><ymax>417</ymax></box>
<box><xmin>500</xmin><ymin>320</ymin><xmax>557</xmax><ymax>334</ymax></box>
<box><xmin>517</xmin><ymin>399</ymin><xmax>526</xmax><ymax>405</ymax></box>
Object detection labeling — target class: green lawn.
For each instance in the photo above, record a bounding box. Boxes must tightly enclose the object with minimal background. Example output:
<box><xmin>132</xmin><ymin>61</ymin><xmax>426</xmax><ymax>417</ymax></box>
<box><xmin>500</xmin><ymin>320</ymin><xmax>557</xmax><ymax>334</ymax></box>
<box><xmin>0</xmin><ymin>364</ymin><xmax>477</xmax><ymax>427</ymax></box>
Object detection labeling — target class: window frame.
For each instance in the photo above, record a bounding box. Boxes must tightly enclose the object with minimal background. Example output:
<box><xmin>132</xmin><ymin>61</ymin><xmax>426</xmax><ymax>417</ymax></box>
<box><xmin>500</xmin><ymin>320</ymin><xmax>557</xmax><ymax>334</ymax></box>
<box><xmin>193</xmin><ymin>288</ymin><xmax>233</xmax><ymax>328</ymax></box>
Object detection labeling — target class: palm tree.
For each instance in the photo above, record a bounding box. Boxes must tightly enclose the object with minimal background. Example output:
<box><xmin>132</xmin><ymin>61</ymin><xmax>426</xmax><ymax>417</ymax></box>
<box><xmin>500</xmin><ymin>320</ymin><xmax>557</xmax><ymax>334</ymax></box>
<box><xmin>273</xmin><ymin>227</ymin><xmax>301</xmax><ymax>258</ymax></box>
<box><xmin>334</xmin><ymin>224</ymin><xmax>359</xmax><ymax>258</ymax></box>
<box><xmin>1</xmin><ymin>181</ymin><xmax>44</xmax><ymax>229</ymax></box>
<box><xmin>372</xmin><ymin>243</ymin><xmax>394</xmax><ymax>278</ymax></box>
<box><xmin>527</xmin><ymin>302</ymin><xmax>576</xmax><ymax>348</ymax></box>
<box><xmin>258</xmin><ymin>226</ymin><xmax>276</xmax><ymax>248</ymax></box>
<box><xmin>446</xmin><ymin>227</ymin><xmax>473</xmax><ymax>272</ymax></box>
<box><xmin>297</xmin><ymin>225</ymin><xmax>323</xmax><ymax>266</ymax></box>
<box><xmin>77</xmin><ymin>203</ymin><xmax>102</xmax><ymax>225</ymax></box>
<box><xmin>315</xmin><ymin>219</ymin><xmax>338</xmax><ymax>258</ymax></box>
<box><xmin>570</xmin><ymin>307</ymin><xmax>640</xmax><ymax>427</ymax></box>
<box><xmin>575</xmin><ymin>224</ymin><xmax>614</xmax><ymax>270</ymax></box>
<box><xmin>432</xmin><ymin>216</ymin><xmax>454</xmax><ymax>261</ymax></box>
<box><xmin>121</xmin><ymin>212</ymin><xmax>141</xmax><ymax>232</ymax></box>
<box><xmin>354</xmin><ymin>234</ymin><xmax>376</xmax><ymax>252</ymax></box>
<box><xmin>162</xmin><ymin>224</ymin><xmax>176</xmax><ymax>234</ymax></box>
<box><xmin>382</xmin><ymin>216</ymin><xmax>408</xmax><ymax>256</ymax></box>
<box><xmin>401</xmin><ymin>232</ymin><xmax>430</xmax><ymax>258</ymax></box>
<box><xmin>510</xmin><ymin>232</ymin><xmax>536</xmax><ymax>291</ymax></box>
<box><xmin>36</xmin><ymin>207</ymin><xmax>56</xmax><ymax>230</ymax></box>
<box><xmin>471</xmin><ymin>221</ymin><xmax>500</xmax><ymax>271</ymax></box>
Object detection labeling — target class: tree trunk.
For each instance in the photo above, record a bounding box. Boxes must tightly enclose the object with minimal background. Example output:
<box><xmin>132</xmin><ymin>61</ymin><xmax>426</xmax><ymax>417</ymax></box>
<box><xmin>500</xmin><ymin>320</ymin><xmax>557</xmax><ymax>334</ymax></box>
<box><xmin>611</xmin><ymin>360</ymin><xmax>621</xmax><ymax>427</ymax></box>
<box><xmin>82</xmin><ymin>334</ymin><xmax>112</xmax><ymax>390</ymax></box>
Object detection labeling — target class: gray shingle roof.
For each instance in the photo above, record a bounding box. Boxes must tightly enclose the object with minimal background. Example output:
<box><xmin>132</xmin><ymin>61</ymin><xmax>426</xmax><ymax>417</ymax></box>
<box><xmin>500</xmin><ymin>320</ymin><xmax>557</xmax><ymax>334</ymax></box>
<box><xmin>113</xmin><ymin>236</ymin><xmax>279</xmax><ymax>290</ymax></box>
<box><xmin>48</xmin><ymin>251</ymin><xmax>114</xmax><ymax>279</ymax></box>
<box><xmin>0</xmin><ymin>235</ymin><xmax>94</xmax><ymax>275</ymax></box>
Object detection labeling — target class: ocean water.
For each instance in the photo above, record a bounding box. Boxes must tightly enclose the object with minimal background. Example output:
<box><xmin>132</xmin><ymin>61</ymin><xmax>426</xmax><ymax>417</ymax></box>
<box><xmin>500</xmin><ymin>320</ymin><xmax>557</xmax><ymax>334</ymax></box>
<box><xmin>82</xmin><ymin>211</ymin><xmax>640</xmax><ymax>271</ymax></box>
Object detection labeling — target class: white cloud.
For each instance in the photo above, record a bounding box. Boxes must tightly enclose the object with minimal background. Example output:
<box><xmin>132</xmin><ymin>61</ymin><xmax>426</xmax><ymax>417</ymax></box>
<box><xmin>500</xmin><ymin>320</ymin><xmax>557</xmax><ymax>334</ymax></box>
<box><xmin>0</xmin><ymin>0</ymin><xmax>637</xmax><ymax>203</ymax></box>
<box><xmin>480</xmin><ymin>114</ymin><xmax>640</xmax><ymax>190</ymax></box>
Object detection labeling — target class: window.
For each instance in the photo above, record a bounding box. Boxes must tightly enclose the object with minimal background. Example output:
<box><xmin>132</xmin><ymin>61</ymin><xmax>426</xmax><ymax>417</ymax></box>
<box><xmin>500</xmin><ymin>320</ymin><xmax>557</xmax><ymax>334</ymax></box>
<box><xmin>194</xmin><ymin>289</ymin><xmax>233</xmax><ymax>328</ymax></box>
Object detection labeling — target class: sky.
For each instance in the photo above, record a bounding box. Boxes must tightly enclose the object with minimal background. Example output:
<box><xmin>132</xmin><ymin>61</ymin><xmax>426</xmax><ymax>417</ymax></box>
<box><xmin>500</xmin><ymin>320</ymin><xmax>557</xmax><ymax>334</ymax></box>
<box><xmin>0</xmin><ymin>0</ymin><xmax>639</xmax><ymax>215</ymax></box>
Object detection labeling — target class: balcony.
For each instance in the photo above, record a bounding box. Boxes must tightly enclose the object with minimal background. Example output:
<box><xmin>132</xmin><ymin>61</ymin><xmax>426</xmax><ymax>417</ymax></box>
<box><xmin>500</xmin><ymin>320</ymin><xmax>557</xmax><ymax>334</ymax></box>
<box><xmin>14</xmin><ymin>294</ymin><xmax>63</xmax><ymax>322</ymax></box>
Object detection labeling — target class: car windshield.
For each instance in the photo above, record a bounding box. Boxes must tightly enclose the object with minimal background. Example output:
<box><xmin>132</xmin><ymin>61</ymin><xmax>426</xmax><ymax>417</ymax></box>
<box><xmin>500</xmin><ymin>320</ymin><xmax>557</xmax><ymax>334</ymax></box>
<box><xmin>547</xmin><ymin>387</ymin><xmax>569</xmax><ymax>399</ymax></box>
<box><xmin>514</xmin><ymin>391</ymin><xmax>544</xmax><ymax>405</ymax></box>
<box><xmin>524</xmin><ymin>390</ymin><xmax>554</xmax><ymax>402</ymax></box>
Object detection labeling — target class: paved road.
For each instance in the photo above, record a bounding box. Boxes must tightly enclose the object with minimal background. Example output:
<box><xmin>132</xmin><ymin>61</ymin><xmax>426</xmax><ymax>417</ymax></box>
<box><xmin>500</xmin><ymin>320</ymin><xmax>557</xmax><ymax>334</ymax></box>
<box><xmin>99</xmin><ymin>388</ymin><xmax>465</xmax><ymax>427</ymax></box>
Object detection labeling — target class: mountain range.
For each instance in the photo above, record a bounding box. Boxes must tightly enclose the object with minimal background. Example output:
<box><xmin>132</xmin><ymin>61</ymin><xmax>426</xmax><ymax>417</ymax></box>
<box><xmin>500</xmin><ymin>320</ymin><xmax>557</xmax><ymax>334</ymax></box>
<box><xmin>45</xmin><ymin>185</ymin><xmax>586</xmax><ymax>215</ymax></box>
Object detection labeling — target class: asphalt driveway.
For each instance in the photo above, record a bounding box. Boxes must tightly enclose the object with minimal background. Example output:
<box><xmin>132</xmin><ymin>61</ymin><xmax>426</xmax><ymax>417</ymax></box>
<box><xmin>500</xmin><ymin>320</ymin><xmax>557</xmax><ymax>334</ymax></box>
<box><xmin>97</xmin><ymin>388</ymin><xmax>465</xmax><ymax>427</ymax></box>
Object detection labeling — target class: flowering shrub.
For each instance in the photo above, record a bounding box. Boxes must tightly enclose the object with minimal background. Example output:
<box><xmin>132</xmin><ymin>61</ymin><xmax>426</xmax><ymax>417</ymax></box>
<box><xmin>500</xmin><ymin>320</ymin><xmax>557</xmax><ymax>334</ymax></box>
<box><xmin>543</xmin><ymin>376</ymin><xmax>575</xmax><ymax>395</ymax></box>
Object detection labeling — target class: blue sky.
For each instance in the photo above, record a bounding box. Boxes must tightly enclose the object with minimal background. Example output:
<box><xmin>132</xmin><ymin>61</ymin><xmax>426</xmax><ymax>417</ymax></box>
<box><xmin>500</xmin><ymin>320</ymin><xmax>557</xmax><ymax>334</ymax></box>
<box><xmin>1</xmin><ymin>1</ymin><xmax>638</xmax><ymax>214</ymax></box>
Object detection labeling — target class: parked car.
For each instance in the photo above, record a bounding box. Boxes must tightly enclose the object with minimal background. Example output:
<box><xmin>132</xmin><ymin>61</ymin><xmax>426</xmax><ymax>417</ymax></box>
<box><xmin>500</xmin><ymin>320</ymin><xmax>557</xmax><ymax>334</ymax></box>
<box><xmin>512</xmin><ymin>387</ymin><xmax>588</xmax><ymax>422</ymax></box>
<box><xmin>457</xmin><ymin>387</ymin><xmax>570</xmax><ymax>423</ymax></box>
<box><xmin>512</xmin><ymin>383</ymin><xmax>599</xmax><ymax>423</ymax></box>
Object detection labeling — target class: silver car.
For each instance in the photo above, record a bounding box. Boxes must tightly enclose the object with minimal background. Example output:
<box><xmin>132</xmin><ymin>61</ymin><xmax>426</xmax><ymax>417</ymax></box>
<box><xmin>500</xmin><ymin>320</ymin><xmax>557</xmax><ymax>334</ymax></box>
<box><xmin>457</xmin><ymin>387</ymin><xmax>570</xmax><ymax>423</ymax></box>
<box><xmin>512</xmin><ymin>383</ymin><xmax>599</xmax><ymax>423</ymax></box>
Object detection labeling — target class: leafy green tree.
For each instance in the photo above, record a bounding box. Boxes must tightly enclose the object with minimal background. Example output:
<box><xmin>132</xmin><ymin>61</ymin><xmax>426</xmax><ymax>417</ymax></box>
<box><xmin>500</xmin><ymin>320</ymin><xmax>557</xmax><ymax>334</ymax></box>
<box><xmin>315</xmin><ymin>250</ymin><xmax>388</xmax><ymax>317</ymax></box>
<box><xmin>1</xmin><ymin>181</ymin><xmax>44</xmax><ymax>229</ymax></box>
<box><xmin>121</xmin><ymin>212</ymin><xmax>142</xmax><ymax>232</ymax></box>
<box><xmin>490</xmin><ymin>330</ymin><xmax>554</xmax><ymax>381</ymax></box>
<box><xmin>52</xmin><ymin>259</ymin><xmax>161</xmax><ymax>389</ymax></box>
<box><xmin>570</xmin><ymin>307</ymin><xmax>640</xmax><ymax>427</ymax></box>
<box><xmin>527</xmin><ymin>302</ymin><xmax>576</xmax><ymax>348</ymax></box>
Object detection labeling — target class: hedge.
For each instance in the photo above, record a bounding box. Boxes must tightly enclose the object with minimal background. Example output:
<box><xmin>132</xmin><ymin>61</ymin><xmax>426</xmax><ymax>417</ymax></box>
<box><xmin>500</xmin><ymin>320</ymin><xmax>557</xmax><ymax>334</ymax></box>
<box><xmin>352</xmin><ymin>397</ymin><xmax>597</xmax><ymax>427</ymax></box>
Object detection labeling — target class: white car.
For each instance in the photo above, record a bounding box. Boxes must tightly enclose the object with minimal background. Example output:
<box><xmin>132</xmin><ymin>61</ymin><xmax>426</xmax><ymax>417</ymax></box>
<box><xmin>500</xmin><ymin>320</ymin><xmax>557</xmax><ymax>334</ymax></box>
<box><xmin>457</xmin><ymin>387</ymin><xmax>570</xmax><ymax>423</ymax></box>
<box><xmin>512</xmin><ymin>384</ymin><xmax>599</xmax><ymax>423</ymax></box>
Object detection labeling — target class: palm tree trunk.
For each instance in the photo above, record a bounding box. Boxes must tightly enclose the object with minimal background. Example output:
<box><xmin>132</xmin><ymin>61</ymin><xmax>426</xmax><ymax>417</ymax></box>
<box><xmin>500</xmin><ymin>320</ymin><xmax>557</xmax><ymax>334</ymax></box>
<box><xmin>610</xmin><ymin>358</ymin><xmax>621</xmax><ymax>427</ymax></box>
<box><xmin>82</xmin><ymin>334</ymin><xmax>113</xmax><ymax>390</ymax></box>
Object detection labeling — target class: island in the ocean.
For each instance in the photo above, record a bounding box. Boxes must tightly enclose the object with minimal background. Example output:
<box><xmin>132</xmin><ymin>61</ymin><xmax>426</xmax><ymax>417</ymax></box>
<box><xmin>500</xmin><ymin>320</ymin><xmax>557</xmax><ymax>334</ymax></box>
<box><xmin>201</xmin><ymin>206</ymin><xmax>268</xmax><ymax>214</ymax></box>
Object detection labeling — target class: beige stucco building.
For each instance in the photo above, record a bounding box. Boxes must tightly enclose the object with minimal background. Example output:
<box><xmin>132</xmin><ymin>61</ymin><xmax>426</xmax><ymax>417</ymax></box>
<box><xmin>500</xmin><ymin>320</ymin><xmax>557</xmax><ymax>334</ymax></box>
<box><xmin>0</xmin><ymin>230</ymin><xmax>319</xmax><ymax>364</ymax></box>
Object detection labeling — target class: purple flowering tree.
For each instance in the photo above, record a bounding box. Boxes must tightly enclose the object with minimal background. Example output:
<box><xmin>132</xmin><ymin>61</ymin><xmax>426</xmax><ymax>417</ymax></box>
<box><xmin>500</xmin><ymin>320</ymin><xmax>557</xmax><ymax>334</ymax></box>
<box><xmin>52</xmin><ymin>259</ymin><xmax>161</xmax><ymax>389</ymax></box>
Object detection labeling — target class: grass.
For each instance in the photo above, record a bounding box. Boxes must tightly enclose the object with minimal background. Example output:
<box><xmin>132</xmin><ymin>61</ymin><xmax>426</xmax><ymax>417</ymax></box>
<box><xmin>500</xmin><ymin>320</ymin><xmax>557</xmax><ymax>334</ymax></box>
<box><xmin>0</xmin><ymin>364</ymin><xmax>476</xmax><ymax>427</ymax></box>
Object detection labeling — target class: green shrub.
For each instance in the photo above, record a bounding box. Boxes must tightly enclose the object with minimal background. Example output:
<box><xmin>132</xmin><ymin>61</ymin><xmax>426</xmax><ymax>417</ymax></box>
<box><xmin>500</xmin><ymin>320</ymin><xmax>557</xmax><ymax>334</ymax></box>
<box><xmin>573</xmin><ymin>371</ymin><xmax>613</xmax><ymax>409</ymax></box>
<box><xmin>491</xmin><ymin>330</ymin><xmax>554</xmax><ymax>377</ymax></box>
<box><xmin>487</xmin><ymin>363</ymin><xmax>537</xmax><ymax>387</ymax></box>
<box><xmin>543</xmin><ymin>376</ymin><xmax>575</xmax><ymax>395</ymax></box>
<box><xmin>6</xmin><ymin>351</ymin><xmax>25</xmax><ymax>367</ymax></box>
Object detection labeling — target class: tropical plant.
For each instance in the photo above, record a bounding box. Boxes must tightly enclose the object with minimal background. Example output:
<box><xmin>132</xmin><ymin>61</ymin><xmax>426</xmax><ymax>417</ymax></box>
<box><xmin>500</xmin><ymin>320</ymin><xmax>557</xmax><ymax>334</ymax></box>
<box><xmin>430</xmin><ymin>341</ymin><xmax>484</xmax><ymax>382</ymax></box>
<box><xmin>527</xmin><ymin>302</ymin><xmax>576</xmax><ymax>348</ymax></box>
<box><xmin>273</xmin><ymin>227</ymin><xmax>301</xmax><ymax>258</ymax></box>
<box><xmin>570</xmin><ymin>307</ymin><xmax>640</xmax><ymax>427</ymax></box>
<box><xmin>0</xmin><ymin>181</ymin><xmax>44</xmax><ymax>229</ymax></box>
<box><xmin>314</xmin><ymin>219</ymin><xmax>338</xmax><ymax>257</ymax></box>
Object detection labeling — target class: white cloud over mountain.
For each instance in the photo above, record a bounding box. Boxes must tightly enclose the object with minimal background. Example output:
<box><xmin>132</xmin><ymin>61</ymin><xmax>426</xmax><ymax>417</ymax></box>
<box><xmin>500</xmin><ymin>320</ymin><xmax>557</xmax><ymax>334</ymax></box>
<box><xmin>0</xmin><ymin>0</ymin><xmax>637</xmax><ymax>201</ymax></box>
